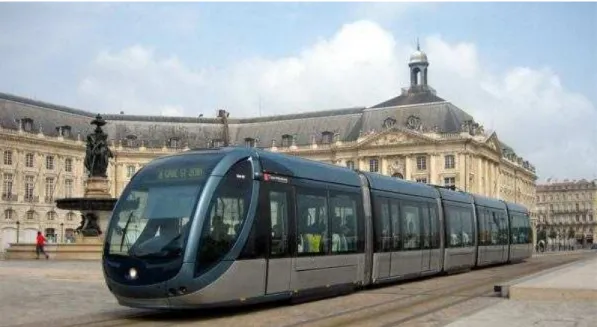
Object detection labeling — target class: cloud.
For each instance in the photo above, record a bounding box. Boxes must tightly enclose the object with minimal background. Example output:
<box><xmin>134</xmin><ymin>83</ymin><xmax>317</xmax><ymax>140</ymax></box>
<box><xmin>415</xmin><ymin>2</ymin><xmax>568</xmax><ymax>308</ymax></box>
<box><xmin>76</xmin><ymin>20</ymin><xmax>597</xmax><ymax>180</ymax></box>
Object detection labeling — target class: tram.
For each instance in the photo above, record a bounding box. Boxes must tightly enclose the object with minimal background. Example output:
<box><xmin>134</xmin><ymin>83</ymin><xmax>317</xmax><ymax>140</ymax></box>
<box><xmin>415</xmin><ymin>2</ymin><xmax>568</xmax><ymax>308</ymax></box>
<box><xmin>102</xmin><ymin>147</ymin><xmax>533</xmax><ymax>309</ymax></box>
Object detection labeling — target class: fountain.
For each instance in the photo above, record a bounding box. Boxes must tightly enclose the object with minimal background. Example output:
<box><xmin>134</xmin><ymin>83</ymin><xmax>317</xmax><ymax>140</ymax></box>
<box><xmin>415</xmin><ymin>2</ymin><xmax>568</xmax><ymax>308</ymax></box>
<box><xmin>53</xmin><ymin>114</ymin><xmax>118</xmax><ymax>258</ymax></box>
<box><xmin>5</xmin><ymin>114</ymin><xmax>118</xmax><ymax>260</ymax></box>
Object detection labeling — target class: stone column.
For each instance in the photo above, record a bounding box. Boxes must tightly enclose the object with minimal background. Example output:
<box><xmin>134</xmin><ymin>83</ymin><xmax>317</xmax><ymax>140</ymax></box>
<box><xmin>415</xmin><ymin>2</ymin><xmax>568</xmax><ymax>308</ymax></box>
<box><xmin>459</xmin><ymin>152</ymin><xmax>467</xmax><ymax>191</ymax></box>
<box><xmin>405</xmin><ymin>155</ymin><xmax>412</xmax><ymax>180</ymax></box>
<box><xmin>428</xmin><ymin>155</ymin><xmax>436</xmax><ymax>184</ymax></box>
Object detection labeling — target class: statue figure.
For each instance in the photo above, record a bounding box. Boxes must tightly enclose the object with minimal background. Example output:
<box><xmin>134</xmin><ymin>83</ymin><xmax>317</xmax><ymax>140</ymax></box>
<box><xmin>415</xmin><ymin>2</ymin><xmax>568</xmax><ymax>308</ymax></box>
<box><xmin>75</xmin><ymin>214</ymin><xmax>86</xmax><ymax>235</ymax></box>
<box><xmin>76</xmin><ymin>212</ymin><xmax>102</xmax><ymax>237</ymax></box>
<box><xmin>84</xmin><ymin>114</ymin><xmax>114</xmax><ymax>177</ymax></box>
<box><xmin>82</xmin><ymin>212</ymin><xmax>102</xmax><ymax>237</ymax></box>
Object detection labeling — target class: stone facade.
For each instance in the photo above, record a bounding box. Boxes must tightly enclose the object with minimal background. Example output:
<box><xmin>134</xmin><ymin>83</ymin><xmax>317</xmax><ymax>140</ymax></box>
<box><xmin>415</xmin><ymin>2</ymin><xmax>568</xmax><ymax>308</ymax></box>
<box><xmin>0</xmin><ymin>46</ymin><xmax>539</xmax><ymax>251</ymax></box>
<box><xmin>535</xmin><ymin>179</ymin><xmax>597</xmax><ymax>245</ymax></box>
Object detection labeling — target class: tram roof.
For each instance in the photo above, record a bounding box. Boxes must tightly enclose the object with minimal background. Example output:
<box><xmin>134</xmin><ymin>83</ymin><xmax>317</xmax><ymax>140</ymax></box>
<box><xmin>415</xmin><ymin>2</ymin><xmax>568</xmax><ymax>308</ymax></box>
<box><xmin>436</xmin><ymin>187</ymin><xmax>473</xmax><ymax>204</ymax></box>
<box><xmin>471</xmin><ymin>193</ymin><xmax>507</xmax><ymax>210</ymax></box>
<box><xmin>252</xmin><ymin>148</ymin><xmax>362</xmax><ymax>187</ymax></box>
<box><xmin>503</xmin><ymin>200</ymin><xmax>529</xmax><ymax>214</ymax></box>
<box><xmin>361</xmin><ymin>172</ymin><xmax>439</xmax><ymax>199</ymax></box>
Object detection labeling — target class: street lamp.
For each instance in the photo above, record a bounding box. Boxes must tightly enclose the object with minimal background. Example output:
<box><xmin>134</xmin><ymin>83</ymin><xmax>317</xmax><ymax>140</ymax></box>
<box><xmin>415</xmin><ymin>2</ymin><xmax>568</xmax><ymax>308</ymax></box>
<box><xmin>60</xmin><ymin>223</ymin><xmax>64</xmax><ymax>243</ymax></box>
<box><xmin>16</xmin><ymin>221</ymin><xmax>20</xmax><ymax>243</ymax></box>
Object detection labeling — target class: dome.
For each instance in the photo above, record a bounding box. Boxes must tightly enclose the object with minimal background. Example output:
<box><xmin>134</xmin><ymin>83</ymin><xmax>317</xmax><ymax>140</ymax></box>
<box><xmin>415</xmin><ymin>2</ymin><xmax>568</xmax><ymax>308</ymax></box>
<box><xmin>409</xmin><ymin>49</ymin><xmax>428</xmax><ymax>64</ymax></box>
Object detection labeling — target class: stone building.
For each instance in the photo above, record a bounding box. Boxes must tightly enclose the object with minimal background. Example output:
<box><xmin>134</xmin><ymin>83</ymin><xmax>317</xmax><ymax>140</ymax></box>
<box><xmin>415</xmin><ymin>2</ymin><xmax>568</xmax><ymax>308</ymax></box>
<box><xmin>0</xmin><ymin>46</ymin><xmax>538</xmax><ymax>252</ymax></box>
<box><xmin>535</xmin><ymin>179</ymin><xmax>597</xmax><ymax>246</ymax></box>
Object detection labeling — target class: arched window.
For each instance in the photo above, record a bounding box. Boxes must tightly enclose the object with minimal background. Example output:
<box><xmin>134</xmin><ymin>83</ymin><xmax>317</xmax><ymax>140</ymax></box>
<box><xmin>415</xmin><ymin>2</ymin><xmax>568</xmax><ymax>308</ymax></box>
<box><xmin>45</xmin><ymin>228</ymin><xmax>56</xmax><ymax>243</ymax></box>
<box><xmin>25</xmin><ymin>153</ymin><xmax>34</xmax><ymax>167</ymax></box>
<box><xmin>67</xmin><ymin>212</ymin><xmax>76</xmax><ymax>221</ymax></box>
<box><xmin>47</xmin><ymin>211</ymin><xmax>57</xmax><ymax>220</ymax></box>
<box><xmin>369</xmin><ymin>159</ymin><xmax>379</xmax><ymax>172</ymax></box>
<box><xmin>4</xmin><ymin>209</ymin><xmax>14</xmax><ymax>220</ymax></box>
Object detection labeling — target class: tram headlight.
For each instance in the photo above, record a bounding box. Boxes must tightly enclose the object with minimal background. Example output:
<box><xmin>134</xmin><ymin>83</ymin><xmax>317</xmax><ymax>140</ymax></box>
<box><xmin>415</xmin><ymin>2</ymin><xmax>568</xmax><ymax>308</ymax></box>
<box><xmin>128</xmin><ymin>268</ymin><xmax>138</xmax><ymax>280</ymax></box>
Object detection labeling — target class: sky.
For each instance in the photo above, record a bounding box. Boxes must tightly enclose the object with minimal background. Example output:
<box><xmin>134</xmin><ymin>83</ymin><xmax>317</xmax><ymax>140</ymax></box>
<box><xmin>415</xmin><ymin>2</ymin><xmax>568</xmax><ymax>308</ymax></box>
<box><xmin>0</xmin><ymin>2</ymin><xmax>595</xmax><ymax>181</ymax></box>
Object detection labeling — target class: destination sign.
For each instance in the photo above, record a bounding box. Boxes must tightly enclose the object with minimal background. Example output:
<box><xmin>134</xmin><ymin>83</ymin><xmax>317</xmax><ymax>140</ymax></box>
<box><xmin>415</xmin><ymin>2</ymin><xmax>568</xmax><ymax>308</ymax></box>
<box><xmin>157</xmin><ymin>167</ymin><xmax>204</xmax><ymax>180</ymax></box>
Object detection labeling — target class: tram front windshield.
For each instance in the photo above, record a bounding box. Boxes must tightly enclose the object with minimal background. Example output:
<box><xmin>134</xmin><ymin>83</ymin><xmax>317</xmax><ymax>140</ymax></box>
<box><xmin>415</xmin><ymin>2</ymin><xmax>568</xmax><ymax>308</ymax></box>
<box><xmin>105</xmin><ymin>153</ymin><xmax>223</xmax><ymax>260</ymax></box>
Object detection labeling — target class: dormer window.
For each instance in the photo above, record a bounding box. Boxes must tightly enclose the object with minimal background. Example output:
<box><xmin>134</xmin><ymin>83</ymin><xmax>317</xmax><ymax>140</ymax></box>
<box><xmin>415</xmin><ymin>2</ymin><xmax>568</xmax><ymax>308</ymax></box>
<box><xmin>383</xmin><ymin>117</ymin><xmax>396</xmax><ymax>128</ymax></box>
<box><xmin>125</xmin><ymin>135</ymin><xmax>137</xmax><ymax>147</ymax></box>
<box><xmin>321</xmin><ymin>131</ymin><xmax>333</xmax><ymax>144</ymax></box>
<box><xmin>56</xmin><ymin>125</ymin><xmax>72</xmax><ymax>137</ymax></box>
<box><xmin>212</xmin><ymin>139</ymin><xmax>224</xmax><ymax>148</ymax></box>
<box><xmin>245</xmin><ymin>137</ymin><xmax>255</xmax><ymax>147</ymax></box>
<box><xmin>281</xmin><ymin>134</ymin><xmax>292</xmax><ymax>147</ymax></box>
<box><xmin>21</xmin><ymin>118</ymin><xmax>34</xmax><ymax>132</ymax></box>
<box><xmin>168</xmin><ymin>137</ymin><xmax>180</xmax><ymax>148</ymax></box>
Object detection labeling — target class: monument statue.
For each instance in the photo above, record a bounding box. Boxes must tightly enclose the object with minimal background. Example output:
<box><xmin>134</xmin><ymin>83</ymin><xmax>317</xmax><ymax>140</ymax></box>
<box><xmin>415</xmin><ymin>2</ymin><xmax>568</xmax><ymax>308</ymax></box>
<box><xmin>84</xmin><ymin>114</ymin><xmax>114</xmax><ymax>178</ymax></box>
<box><xmin>56</xmin><ymin>113</ymin><xmax>117</xmax><ymax>252</ymax></box>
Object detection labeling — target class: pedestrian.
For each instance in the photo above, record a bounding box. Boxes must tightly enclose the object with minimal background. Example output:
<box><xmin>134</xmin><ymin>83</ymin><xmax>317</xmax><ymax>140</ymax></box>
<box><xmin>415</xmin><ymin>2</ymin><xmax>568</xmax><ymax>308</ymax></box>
<box><xmin>36</xmin><ymin>231</ymin><xmax>49</xmax><ymax>260</ymax></box>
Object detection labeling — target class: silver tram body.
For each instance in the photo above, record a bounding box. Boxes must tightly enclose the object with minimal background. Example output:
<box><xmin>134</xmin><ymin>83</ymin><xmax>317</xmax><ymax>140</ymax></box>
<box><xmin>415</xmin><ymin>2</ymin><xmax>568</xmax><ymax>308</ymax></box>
<box><xmin>102</xmin><ymin>147</ymin><xmax>533</xmax><ymax>309</ymax></box>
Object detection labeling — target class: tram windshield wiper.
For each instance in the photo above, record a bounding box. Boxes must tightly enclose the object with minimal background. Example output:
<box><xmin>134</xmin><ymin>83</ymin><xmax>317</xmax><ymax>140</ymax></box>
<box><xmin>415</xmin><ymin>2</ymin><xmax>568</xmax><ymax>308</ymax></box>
<box><xmin>119</xmin><ymin>212</ymin><xmax>135</xmax><ymax>252</ymax></box>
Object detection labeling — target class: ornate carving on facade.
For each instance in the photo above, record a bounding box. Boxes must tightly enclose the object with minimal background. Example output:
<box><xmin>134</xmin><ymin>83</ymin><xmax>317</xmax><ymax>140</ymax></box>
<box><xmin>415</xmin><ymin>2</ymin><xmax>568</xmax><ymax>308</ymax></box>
<box><xmin>371</xmin><ymin>132</ymin><xmax>417</xmax><ymax>146</ymax></box>
<box><xmin>406</xmin><ymin>115</ymin><xmax>422</xmax><ymax>130</ymax></box>
<box><xmin>461</xmin><ymin>119</ymin><xmax>485</xmax><ymax>136</ymax></box>
<box><xmin>383</xmin><ymin>117</ymin><xmax>396</xmax><ymax>128</ymax></box>
<box><xmin>387</xmin><ymin>157</ymin><xmax>406</xmax><ymax>177</ymax></box>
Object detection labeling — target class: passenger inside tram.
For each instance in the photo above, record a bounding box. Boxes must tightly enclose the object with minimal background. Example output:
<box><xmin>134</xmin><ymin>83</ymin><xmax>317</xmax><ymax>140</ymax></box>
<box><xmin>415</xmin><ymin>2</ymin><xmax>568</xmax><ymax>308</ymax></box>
<box><xmin>211</xmin><ymin>215</ymin><xmax>230</xmax><ymax>241</ymax></box>
<box><xmin>331</xmin><ymin>216</ymin><xmax>348</xmax><ymax>252</ymax></box>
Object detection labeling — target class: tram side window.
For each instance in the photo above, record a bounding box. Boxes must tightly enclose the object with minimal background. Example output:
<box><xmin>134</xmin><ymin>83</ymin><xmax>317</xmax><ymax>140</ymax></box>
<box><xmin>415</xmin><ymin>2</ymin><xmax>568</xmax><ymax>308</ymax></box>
<box><xmin>429</xmin><ymin>205</ymin><xmax>440</xmax><ymax>248</ymax></box>
<box><xmin>390</xmin><ymin>200</ymin><xmax>401</xmax><ymax>250</ymax></box>
<box><xmin>498</xmin><ymin>212</ymin><xmax>509</xmax><ymax>245</ymax></box>
<box><xmin>477</xmin><ymin>209</ymin><xmax>487</xmax><ymax>246</ymax></box>
<box><xmin>445</xmin><ymin>206</ymin><xmax>462</xmax><ymax>247</ymax></box>
<box><xmin>421</xmin><ymin>204</ymin><xmax>431</xmax><ymax>249</ymax></box>
<box><xmin>445</xmin><ymin>205</ymin><xmax>474</xmax><ymax>248</ymax></box>
<box><xmin>510</xmin><ymin>214</ymin><xmax>520</xmax><ymax>244</ymax></box>
<box><xmin>460</xmin><ymin>208</ymin><xmax>474</xmax><ymax>246</ymax></box>
<box><xmin>524</xmin><ymin>214</ymin><xmax>532</xmax><ymax>244</ymax></box>
<box><xmin>401</xmin><ymin>202</ymin><xmax>421</xmax><ymax>250</ymax></box>
<box><xmin>329</xmin><ymin>192</ymin><xmax>361</xmax><ymax>253</ymax></box>
<box><xmin>477</xmin><ymin>208</ymin><xmax>492</xmax><ymax>245</ymax></box>
<box><xmin>196</xmin><ymin>159</ymin><xmax>253</xmax><ymax>275</ymax></box>
<box><xmin>374</xmin><ymin>196</ymin><xmax>392</xmax><ymax>252</ymax></box>
<box><xmin>270</xmin><ymin>190</ymin><xmax>290</xmax><ymax>256</ymax></box>
<box><xmin>296</xmin><ymin>188</ymin><xmax>328</xmax><ymax>255</ymax></box>
<box><xmin>489</xmin><ymin>211</ymin><xmax>499</xmax><ymax>245</ymax></box>
<box><xmin>512</xmin><ymin>214</ymin><xmax>530</xmax><ymax>244</ymax></box>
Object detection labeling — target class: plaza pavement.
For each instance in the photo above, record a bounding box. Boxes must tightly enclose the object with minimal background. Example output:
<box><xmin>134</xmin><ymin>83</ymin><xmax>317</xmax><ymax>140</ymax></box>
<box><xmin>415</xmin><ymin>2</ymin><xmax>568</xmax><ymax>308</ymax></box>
<box><xmin>1</xmin><ymin>250</ymin><xmax>596</xmax><ymax>327</ymax></box>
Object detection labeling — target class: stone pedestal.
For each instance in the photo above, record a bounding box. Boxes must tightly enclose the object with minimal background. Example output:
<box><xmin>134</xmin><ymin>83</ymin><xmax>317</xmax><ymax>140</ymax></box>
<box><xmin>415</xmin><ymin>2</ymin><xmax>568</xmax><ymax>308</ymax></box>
<box><xmin>84</xmin><ymin>177</ymin><xmax>112</xmax><ymax>198</ymax></box>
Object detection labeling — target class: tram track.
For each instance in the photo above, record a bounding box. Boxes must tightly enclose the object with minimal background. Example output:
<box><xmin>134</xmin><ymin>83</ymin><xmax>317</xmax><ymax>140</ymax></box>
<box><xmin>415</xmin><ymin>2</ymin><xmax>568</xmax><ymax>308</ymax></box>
<box><xmin>285</xmin><ymin>255</ymin><xmax>589</xmax><ymax>327</ymax></box>
<box><xmin>17</xmin><ymin>252</ymin><xmax>594</xmax><ymax>327</ymax></box>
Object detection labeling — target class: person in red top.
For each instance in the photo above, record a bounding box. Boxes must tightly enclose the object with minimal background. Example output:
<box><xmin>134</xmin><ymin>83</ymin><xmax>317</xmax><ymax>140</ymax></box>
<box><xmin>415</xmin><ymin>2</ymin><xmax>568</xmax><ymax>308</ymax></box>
<box><xmin>36</xmin><ymin>231</ymin><xmax>49</xmax><ymax>260</ymax></box>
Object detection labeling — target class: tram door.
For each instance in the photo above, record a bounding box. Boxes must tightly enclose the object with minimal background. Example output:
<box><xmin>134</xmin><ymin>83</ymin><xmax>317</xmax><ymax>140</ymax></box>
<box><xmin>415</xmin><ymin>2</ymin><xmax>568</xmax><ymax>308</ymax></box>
<box><xmin>265</xmin><ymin>184</ymin><xmax>293</xmax><ymax>295</ymax></box>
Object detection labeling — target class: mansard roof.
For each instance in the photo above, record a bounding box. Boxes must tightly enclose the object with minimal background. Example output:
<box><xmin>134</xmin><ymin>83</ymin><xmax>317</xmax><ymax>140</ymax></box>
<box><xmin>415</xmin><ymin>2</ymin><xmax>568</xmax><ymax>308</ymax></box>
<box><xmin>0</xmin><ymin>87</ymin><xmax>472</xmax><ymax>145</ymax></box>
<box><xmin>371</xmin><ymin>85</ymin><xmax>446</xmax><ymax>108</ymax></box>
